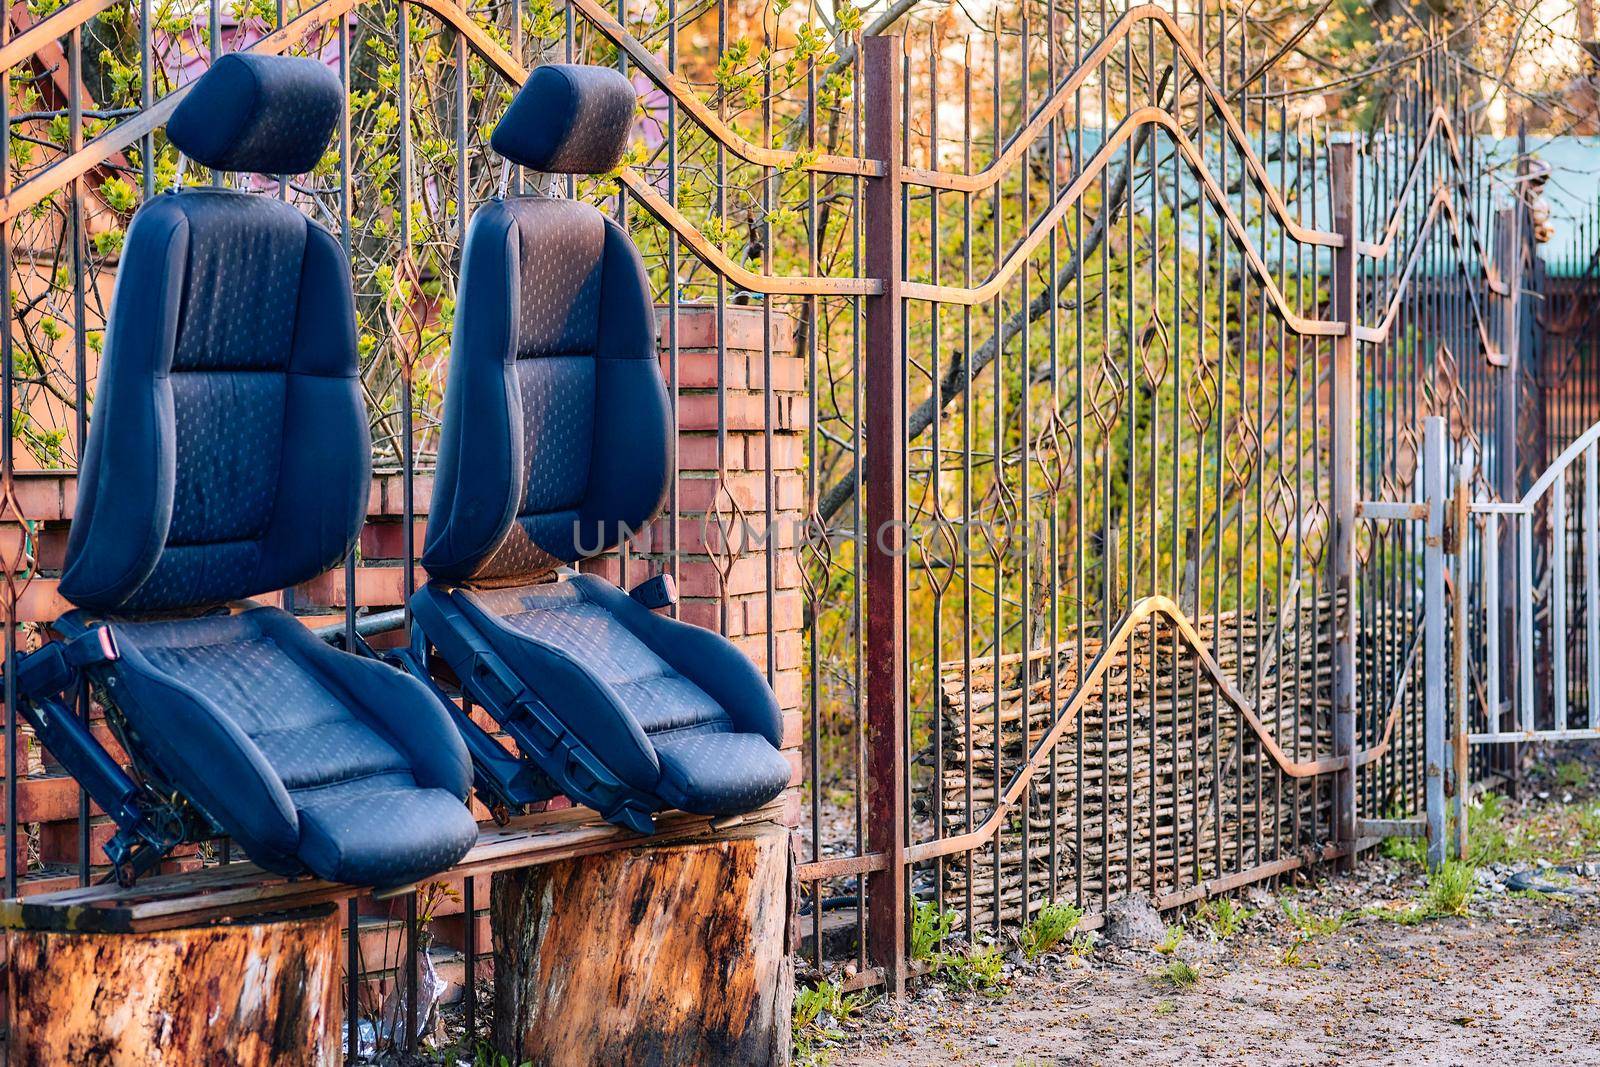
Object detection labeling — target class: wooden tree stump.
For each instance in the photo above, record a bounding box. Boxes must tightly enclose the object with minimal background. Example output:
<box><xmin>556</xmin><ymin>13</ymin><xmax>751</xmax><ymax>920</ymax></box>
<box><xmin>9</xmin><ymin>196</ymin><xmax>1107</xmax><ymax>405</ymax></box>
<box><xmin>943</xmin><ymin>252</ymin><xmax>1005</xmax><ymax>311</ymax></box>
<box><xmin>6</xmin><ymin>905</ymin><xmax>341</xmax><ymax>1066</ymax></box>
<box><xmin>491</xmin><ymin>822</ymin><xmax>794</xmax><ymax>1066</ymax></box>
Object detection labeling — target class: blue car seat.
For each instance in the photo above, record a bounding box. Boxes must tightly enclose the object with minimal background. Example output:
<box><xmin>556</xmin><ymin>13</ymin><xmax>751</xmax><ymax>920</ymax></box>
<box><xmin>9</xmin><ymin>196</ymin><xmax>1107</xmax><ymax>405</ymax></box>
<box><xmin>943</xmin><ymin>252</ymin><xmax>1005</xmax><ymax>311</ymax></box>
<box><xmin>404</xmin><ymin>64</ymin><xmax>791</xmax><ymax>834</ymax></box>
<box><xmin>7</xmin><ymin>54</ymin><xmax>478</xmax><ymax>888</ymax></box>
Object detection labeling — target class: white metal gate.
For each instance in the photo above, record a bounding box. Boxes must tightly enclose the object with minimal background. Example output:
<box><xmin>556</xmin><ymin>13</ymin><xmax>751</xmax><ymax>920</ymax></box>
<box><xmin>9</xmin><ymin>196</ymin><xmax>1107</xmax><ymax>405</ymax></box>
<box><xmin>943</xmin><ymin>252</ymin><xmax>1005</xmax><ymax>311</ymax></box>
<box><xmin>1396</xmin><ymin>415</ymin><xmax>1600</xmax><ymax>870</ymax></box>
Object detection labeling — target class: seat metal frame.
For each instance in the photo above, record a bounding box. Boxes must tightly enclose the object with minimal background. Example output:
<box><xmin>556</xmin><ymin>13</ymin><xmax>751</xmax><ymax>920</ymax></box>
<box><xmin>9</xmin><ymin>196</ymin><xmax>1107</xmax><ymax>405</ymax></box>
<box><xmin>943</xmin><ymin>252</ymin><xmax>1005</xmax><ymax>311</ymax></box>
<box><xmin>395</xmin><ymin>584</ymin><xmax>660</xmax><ymax>835</ymax></box>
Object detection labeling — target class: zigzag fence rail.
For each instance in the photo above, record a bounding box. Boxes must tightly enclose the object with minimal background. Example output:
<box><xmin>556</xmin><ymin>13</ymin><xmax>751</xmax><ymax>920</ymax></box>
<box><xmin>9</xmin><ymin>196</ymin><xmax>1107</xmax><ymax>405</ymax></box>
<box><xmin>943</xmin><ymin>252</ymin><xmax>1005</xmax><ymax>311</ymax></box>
<box><xmin>0</xmin><ymin>0</ymin><xmax>1574</xmax><ymax>1052</ymax></box>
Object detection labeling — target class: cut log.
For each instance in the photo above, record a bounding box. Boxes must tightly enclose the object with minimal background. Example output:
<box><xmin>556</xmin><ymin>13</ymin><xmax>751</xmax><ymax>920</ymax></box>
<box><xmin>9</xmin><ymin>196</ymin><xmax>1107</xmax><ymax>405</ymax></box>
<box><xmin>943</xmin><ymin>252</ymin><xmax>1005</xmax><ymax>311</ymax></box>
<box><xmin>491</xmin><ymin>821</ymin><xmax>793</xmax><ymax>1066</ymax></box>
<box><xmin>6</xmin><ymin>904</ymin><xmax>341</xmax><ymax>1066</ymax></box>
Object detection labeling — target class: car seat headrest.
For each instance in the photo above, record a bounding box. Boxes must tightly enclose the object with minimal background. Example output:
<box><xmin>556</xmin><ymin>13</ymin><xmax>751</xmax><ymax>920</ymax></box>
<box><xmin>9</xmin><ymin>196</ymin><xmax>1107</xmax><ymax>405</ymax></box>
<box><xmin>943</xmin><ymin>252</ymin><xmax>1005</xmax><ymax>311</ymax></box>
<box><xmin>167</xmin><ymin>53</ymin><xmax>341</xmax><ymax>175</ymax></box>
<box><xmin>490</xmin><ymin>64</ymin><xmax>636</xmax><ymax>175</ymax></box>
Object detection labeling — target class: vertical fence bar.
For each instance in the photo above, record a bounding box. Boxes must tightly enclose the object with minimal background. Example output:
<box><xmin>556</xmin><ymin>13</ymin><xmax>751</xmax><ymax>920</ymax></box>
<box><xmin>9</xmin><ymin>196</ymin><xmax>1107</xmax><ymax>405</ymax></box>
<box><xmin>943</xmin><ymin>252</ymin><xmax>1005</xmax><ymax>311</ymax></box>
<box><xmin>862</xmin><ymin>33</ymin><xmax>906</xmax><ymax>996</ymax></box>
<box><xmin>1</xmin><ymin>2</ymin><xmax>14</xmax><ymax>907</ymax></box>
<box><xmin>1423</xmin><ymin>417</ymin><xmax>1446</xmax><ymax>872</ymax></box>
<box><xmin>336</xmin><ymin>10</ymin><xmax>360</xmax><ymax>1058</ymax></box>
<box><xmin>1452</xmin><ymin>454</ymin><xmax>1470</xmax><ymax>860</ymax></box>
<box><xmin>1519</xmin><ymin>511</ymin><xmax>1534</xmax><ymax>733</ymax></box>
<box><xmin>1494</xmin><ymin>206</ymin><xmax>1522</xmax><ymax>748</ymax></box>
<box><xmin>1553</xmin><ymin>472</ymin><xmax>1569</xmax><ymax>731</ymax></box>
<box><xmin>1586</xmin><ymin>446</ymin><xmax>1599</xmax><ymax>728</ymax></box>
<box><xmin>1329</xmin><ymin>139</ymin><xmax>1359</xmax><ymax>862</ymax></box>
<box><xmin>1486</xmin><ymin>515</ymin><xmax>1501</xmax><ymax>734</ymax></box>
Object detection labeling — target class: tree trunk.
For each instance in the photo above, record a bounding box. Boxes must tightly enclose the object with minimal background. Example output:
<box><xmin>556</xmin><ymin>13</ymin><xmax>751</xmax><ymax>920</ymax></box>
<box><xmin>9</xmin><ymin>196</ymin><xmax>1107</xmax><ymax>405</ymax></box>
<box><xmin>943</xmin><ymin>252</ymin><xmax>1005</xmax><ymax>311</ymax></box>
<box><xmin>5</xmin><ymin>904</ymin><xmax>341</xmax><ymax>1066</ymax></box>
<box><xmin>491</xmin><ymin>822</ymin><xmax>793</xmax><ymax>1066</ymax></box>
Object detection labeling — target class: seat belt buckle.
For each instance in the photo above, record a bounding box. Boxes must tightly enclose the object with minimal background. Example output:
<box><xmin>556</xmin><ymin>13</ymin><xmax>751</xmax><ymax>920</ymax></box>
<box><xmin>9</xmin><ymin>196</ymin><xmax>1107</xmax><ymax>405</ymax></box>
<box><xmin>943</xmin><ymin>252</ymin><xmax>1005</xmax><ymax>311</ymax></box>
<box><xmin>62</xmin><ymin>625</ymin><xmax>120</xmax><ymax>669</ymax></box>
<box><xmin>6</xmin><ymin>626</ymin><xmax>117</xmax><ymax>703</ymax></box>
<box><xmin>629</xmin><ymin>573</ymin><xmax>678</xmax><ymax>611</ymax></box>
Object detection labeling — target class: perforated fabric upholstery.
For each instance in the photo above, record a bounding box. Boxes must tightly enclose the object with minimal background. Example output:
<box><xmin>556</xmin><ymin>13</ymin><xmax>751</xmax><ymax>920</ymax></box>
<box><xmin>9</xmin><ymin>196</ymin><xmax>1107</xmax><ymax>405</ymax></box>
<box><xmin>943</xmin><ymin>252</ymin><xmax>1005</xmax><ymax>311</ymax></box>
<box><xmin>421</xmin><ymin>196</ymin><xmax>670</xmax><ymax>582</ymax></box>
<box><xmin>653</xmin><ymin>733</ymin><xmax>793</xmax><ymax>815</ymax></box>
<box><xmin>94</xmin><ymin>605</ymin><xmax>477</xmax><ymax>886</ymax></box>
<box><xmin>414</xmin><ymin>63</ymin><xmax>786</xmax><ymax>824</ymax></box>
<box><xmin>167</xmin><ymin>54</ymin><xmax>341</xmax><ymax>175</ymax></box>
<box><xmin>61</xmin><ymin>192</ymin><xmax>368</xmax><ymax>614</ymax></box>
<box><xmin>55</xmin><ymin>69</ymin><xmax>478</xmax><ymax>886</ymax></box>
<box><xmin>490</xmin><ymin>64</ymin><xmax>636</xmax><ymax>174</ymax></box>
<box><xmin>442</xmin><ymin>576</ymin><xmax>790</xmax><ymax>815</ymax></box>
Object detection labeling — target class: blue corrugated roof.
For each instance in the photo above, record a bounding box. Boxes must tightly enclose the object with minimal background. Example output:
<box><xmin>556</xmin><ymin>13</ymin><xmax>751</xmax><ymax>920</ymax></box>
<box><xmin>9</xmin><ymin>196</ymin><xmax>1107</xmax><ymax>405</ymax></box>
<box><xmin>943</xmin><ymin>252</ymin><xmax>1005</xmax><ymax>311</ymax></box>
<box><xmin>1480</xmin><ymin>136</ymin><xmax>1599</xmax><ymax>277</ymax></box>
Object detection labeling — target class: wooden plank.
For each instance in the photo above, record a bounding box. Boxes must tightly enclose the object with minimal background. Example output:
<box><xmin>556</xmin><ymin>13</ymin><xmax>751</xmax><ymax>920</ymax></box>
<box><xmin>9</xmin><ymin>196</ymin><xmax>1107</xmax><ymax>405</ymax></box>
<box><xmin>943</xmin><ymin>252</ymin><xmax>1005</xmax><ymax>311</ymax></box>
<box><xmin>0</xmin><ymin>802</ymin><xmax>788</xmax><ymax>934</ymax></box>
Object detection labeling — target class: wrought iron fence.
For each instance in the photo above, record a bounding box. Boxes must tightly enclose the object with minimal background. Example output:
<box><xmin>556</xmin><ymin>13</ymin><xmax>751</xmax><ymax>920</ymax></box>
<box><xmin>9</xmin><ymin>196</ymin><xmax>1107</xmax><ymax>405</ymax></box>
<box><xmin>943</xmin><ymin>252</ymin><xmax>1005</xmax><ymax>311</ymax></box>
<box><xmin>0</xmin><ymin>0</ymin><xmax>1572</xmax><ymax>1052</ymax></box>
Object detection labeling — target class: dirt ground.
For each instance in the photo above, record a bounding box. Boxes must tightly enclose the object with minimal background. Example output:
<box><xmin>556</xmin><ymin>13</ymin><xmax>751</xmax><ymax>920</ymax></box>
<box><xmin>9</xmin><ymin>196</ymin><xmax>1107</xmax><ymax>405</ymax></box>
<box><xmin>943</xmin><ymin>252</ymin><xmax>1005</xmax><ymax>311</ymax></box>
<box><xmin>819</xmin><ymin>785</ymin><xmax>1600</xmax><ymax>1067</ymax></box>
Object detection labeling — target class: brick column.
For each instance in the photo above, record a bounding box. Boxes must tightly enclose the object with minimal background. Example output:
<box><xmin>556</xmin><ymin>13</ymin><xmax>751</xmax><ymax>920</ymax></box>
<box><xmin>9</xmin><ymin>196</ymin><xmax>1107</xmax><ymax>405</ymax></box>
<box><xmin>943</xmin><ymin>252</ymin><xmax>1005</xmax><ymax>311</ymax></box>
<box><xmin>581</xmin><ymin>304</ymin><xmax>805</xmax><ymax>803</ymax></box>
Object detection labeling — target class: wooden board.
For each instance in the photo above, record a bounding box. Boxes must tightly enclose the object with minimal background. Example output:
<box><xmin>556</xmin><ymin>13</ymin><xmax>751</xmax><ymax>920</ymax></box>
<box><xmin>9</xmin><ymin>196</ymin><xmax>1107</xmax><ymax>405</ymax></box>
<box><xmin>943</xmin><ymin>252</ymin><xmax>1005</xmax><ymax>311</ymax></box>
<box><xmin>0</xmin><ymin>804</ymin><xmax>788</xmax><ymax>935</ymax></box>
<box><xmin>5</xmin><ymin>905</ymin><xmax>341</xmax><ymax>1065</ymax></box>
<box><xmin>491</xmin><ymin>822</ymin><xmax>794</xmax><ymax>1066</ymax></box>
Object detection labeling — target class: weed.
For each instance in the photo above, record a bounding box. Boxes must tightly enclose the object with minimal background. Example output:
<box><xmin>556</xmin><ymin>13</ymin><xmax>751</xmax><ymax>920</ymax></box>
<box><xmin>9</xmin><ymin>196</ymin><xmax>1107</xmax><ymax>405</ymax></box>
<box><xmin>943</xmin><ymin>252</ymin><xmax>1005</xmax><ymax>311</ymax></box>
<box><xmin>793</xmin><ymin>979</ymin><xmax>872</xmax><ymax>1066</ymax></box>
<box><xmin>910</xmin><ymin>900</ymin><xmax>957</xmax><ymax>962</ymax></box>
<box><xmin>1281</xmin><ymin>900</ymin><xmax>1345</xmax><ymax>937</ymax></box>
<box><xmin>1279</xmin><ymin>938</ymin><xmax>1321</xmax><ymax>969</ymax></box>
<box><xmin>472</xmin><ymin>1043</ymin><xmax>531</xmax><ymax>1067</ymax></box>
<box><xmin>1155</xmin><ymin>925</ymin><xmax>1185</xmax><ymax>955</ymax></box>
<box><xmin>1067</xmin><ymin>933</ymin><xmax>1097</xmax><ymax>960</ymax></box>
<box><xmin>1380</xmin><ymin>833</ymin><xmax>1426</xmax><ymax>865</ymax></box>
<box><xmin>1421</xmin><ymin>861</ymin><xmax>1476</xmax><ymax>918</ymax></box>
<box><xmin>1365</xmin><ymin>861</ymin><xmax>1476</xmax><ymax>925</ymax></box>
<box><xmin>1191</xmin><ymin>897</ymin><xmax>1251</xmax><ymax>938</ymax></box>
<box><xmin>1153</xmin><ymin>999</ymin><xmax>1176</xmax><ymax>1015</ymax></box>
<box><xmin>1363</xmin><ymin>901</ymin><xmax>1426</xmax><ymax>926</ymax></box>
<box><xmin>1019</xmin><ymin>902</ymin><xmax>1085</xmax><ymax>960</ymax></box>
<box><xmin>1152</xmin><ymin>959</ymin><xmax>1200</xmax><ymax>990</ymax></box>
<box><xmin>1382</xmin><ymin>793</ymin><xmax>1521</xmax><ymax>869</ymax></box>
<box><xmin>1507</xmin><ymin>888</ymin><xmax>1558</xmax><ymax>903</ymax></box>
<box><xmin>1554</xmin><ymin>760</ymin><xmax>1591</xmax><ymax>791</ymax></box>
<box><xmin>936</xmin><ymin>943</ymin><xmax>1007</xmax><ymax>994</ymax></box>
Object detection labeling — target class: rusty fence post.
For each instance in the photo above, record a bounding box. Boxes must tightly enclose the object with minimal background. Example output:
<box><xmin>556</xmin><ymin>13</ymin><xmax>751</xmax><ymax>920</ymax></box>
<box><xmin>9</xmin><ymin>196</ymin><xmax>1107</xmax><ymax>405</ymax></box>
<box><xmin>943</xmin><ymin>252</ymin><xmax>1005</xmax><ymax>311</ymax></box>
<box><xmin>1492</xmin><ymin>202</ymin><xmax>1526</xmax><ymax>785</ymax></box>
<box><xmin>1329</xmin><ymin>138</ymin><xmax>1360</xmax><ymax>866</ymax></box>
<box><xmin>862</xmin><ymin>33</ymin><xmax>907</xmax><ymax>996</ymax></box>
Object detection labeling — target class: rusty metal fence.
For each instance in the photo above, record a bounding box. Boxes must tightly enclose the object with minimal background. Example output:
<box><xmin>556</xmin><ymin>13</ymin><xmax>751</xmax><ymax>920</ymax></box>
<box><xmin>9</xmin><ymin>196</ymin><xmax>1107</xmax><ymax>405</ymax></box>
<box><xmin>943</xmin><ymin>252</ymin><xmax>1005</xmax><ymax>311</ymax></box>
<box><xmin>0</xmin><ymin>0</ymin><xmax>1568</xmax><ymax>1048</ymax></box>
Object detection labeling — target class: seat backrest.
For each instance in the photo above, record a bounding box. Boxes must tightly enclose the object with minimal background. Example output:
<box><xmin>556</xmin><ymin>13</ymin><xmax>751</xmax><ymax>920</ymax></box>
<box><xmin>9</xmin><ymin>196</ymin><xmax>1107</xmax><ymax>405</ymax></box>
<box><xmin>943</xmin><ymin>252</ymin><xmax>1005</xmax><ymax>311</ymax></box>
<box><xmin>421</xmin><ymin>65</ymin><xmax>670</xmax><ymax>585</ymax></box>
<box><xmin>59</xmin><ymin>54</ymin><xmax>364</xmax><ymax>615</ymax></box>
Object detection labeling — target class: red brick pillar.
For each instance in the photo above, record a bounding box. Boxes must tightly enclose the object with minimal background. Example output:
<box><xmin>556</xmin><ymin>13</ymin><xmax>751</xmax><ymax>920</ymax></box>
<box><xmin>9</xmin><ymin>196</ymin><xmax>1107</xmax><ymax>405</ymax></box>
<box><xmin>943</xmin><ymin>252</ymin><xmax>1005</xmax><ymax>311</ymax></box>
<box><xmin>581</xmin><ymin>304</ymin><xmax>804</xmax><ymax>807</ymax></box>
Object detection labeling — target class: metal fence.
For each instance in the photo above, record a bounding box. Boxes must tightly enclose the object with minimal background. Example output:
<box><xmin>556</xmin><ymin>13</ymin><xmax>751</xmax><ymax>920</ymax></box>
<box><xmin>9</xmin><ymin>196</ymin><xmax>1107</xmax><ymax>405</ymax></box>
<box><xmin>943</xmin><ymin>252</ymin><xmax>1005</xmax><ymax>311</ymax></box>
<box><xmin>0</xmin><ymin>0</ymin><xmax>1571</xmax><ymax>1050</ymax></box>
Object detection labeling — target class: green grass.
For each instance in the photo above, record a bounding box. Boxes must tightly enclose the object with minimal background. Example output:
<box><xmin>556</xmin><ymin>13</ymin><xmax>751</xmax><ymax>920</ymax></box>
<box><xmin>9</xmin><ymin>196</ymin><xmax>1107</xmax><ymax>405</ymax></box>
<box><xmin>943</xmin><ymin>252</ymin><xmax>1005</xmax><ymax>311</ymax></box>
<box><xmin>1152</xmin><ymin>959</ymin><xmax>1200</xmax><ymax>990</ymax></box>
<box><xmin>935</xmin><ymin>943</ymin><xmax>1007</xmax><ymax>994</ymax></box>
<box><xmin>471</xmin><ymin>1044</ymin><xmax>532</xmax><ymax>1067</ymax></box>
<box><xmin>1019</xmin><ymin>902</ymin><xmax>1085</xmax><ymax>961</ymax></box>
<box><xmin>1280</xmin><ymin>938</ymin><xmax>1322</xmax><ymax>969</ymax></box>
<box><xmin>1421</xmin><ymin>861</ymin><xmax>1476</xmax><ymax>918</ymax></box>
<box><xmin>1281</xmin><ymin>899</ymin><xmax>1346</xmax><ymax>937</ymax></box>
<box><xmin>793</xmin><ymin>979</ymin><xmax>873</xmax><ymax>1066</ymax></box>
<box><xmin>1191</xmin><ymin>897</ymin><xmax>1251</xmax><ymax>938</ymax></box>
<box><xmin>1366</xmin><ymin>861</ymin><xmax>1477</xmax><ymax>925</ymax></box>
<box><xmin>910</xmin><ymin>900</ymin><xmax>957</xmax><ymax>962</ymax></box>
<box><xmin>1554</xmin><ymin>760</ymin><xmax>1591</xmax><ymax>791</ymax></box>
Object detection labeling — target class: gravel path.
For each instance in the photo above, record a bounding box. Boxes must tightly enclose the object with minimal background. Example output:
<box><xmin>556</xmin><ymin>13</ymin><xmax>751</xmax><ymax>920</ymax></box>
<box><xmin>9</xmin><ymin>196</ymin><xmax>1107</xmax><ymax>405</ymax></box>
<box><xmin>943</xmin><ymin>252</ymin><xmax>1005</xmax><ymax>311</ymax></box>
<box><xmin>824</xmin><ymin>802</ymin><xmax>1600</xmax><ymax>1066</ymax></box>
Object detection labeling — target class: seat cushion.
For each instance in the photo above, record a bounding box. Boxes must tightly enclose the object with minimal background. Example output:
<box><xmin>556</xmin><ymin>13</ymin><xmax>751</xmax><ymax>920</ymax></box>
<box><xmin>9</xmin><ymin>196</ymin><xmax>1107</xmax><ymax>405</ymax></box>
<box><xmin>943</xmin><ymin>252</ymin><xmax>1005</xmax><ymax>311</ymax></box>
<box><xmin>470</xmin><ymin>581</ymin><xmax>732</xmax><ymax>737</ymax></box>
<box><xmin>96</xmin><ymin>605</ymin><xmax>477</xmax><ymax>887</ymax></box>
<box><xmin>653</xmin><ymin>733</ymin><xmax>793</xmax><ymax>816</ymax></box>
<box><xmin>427</xmin><ymin>575</ymin><xmax>788</xmax><ymax>816</ymax></box>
